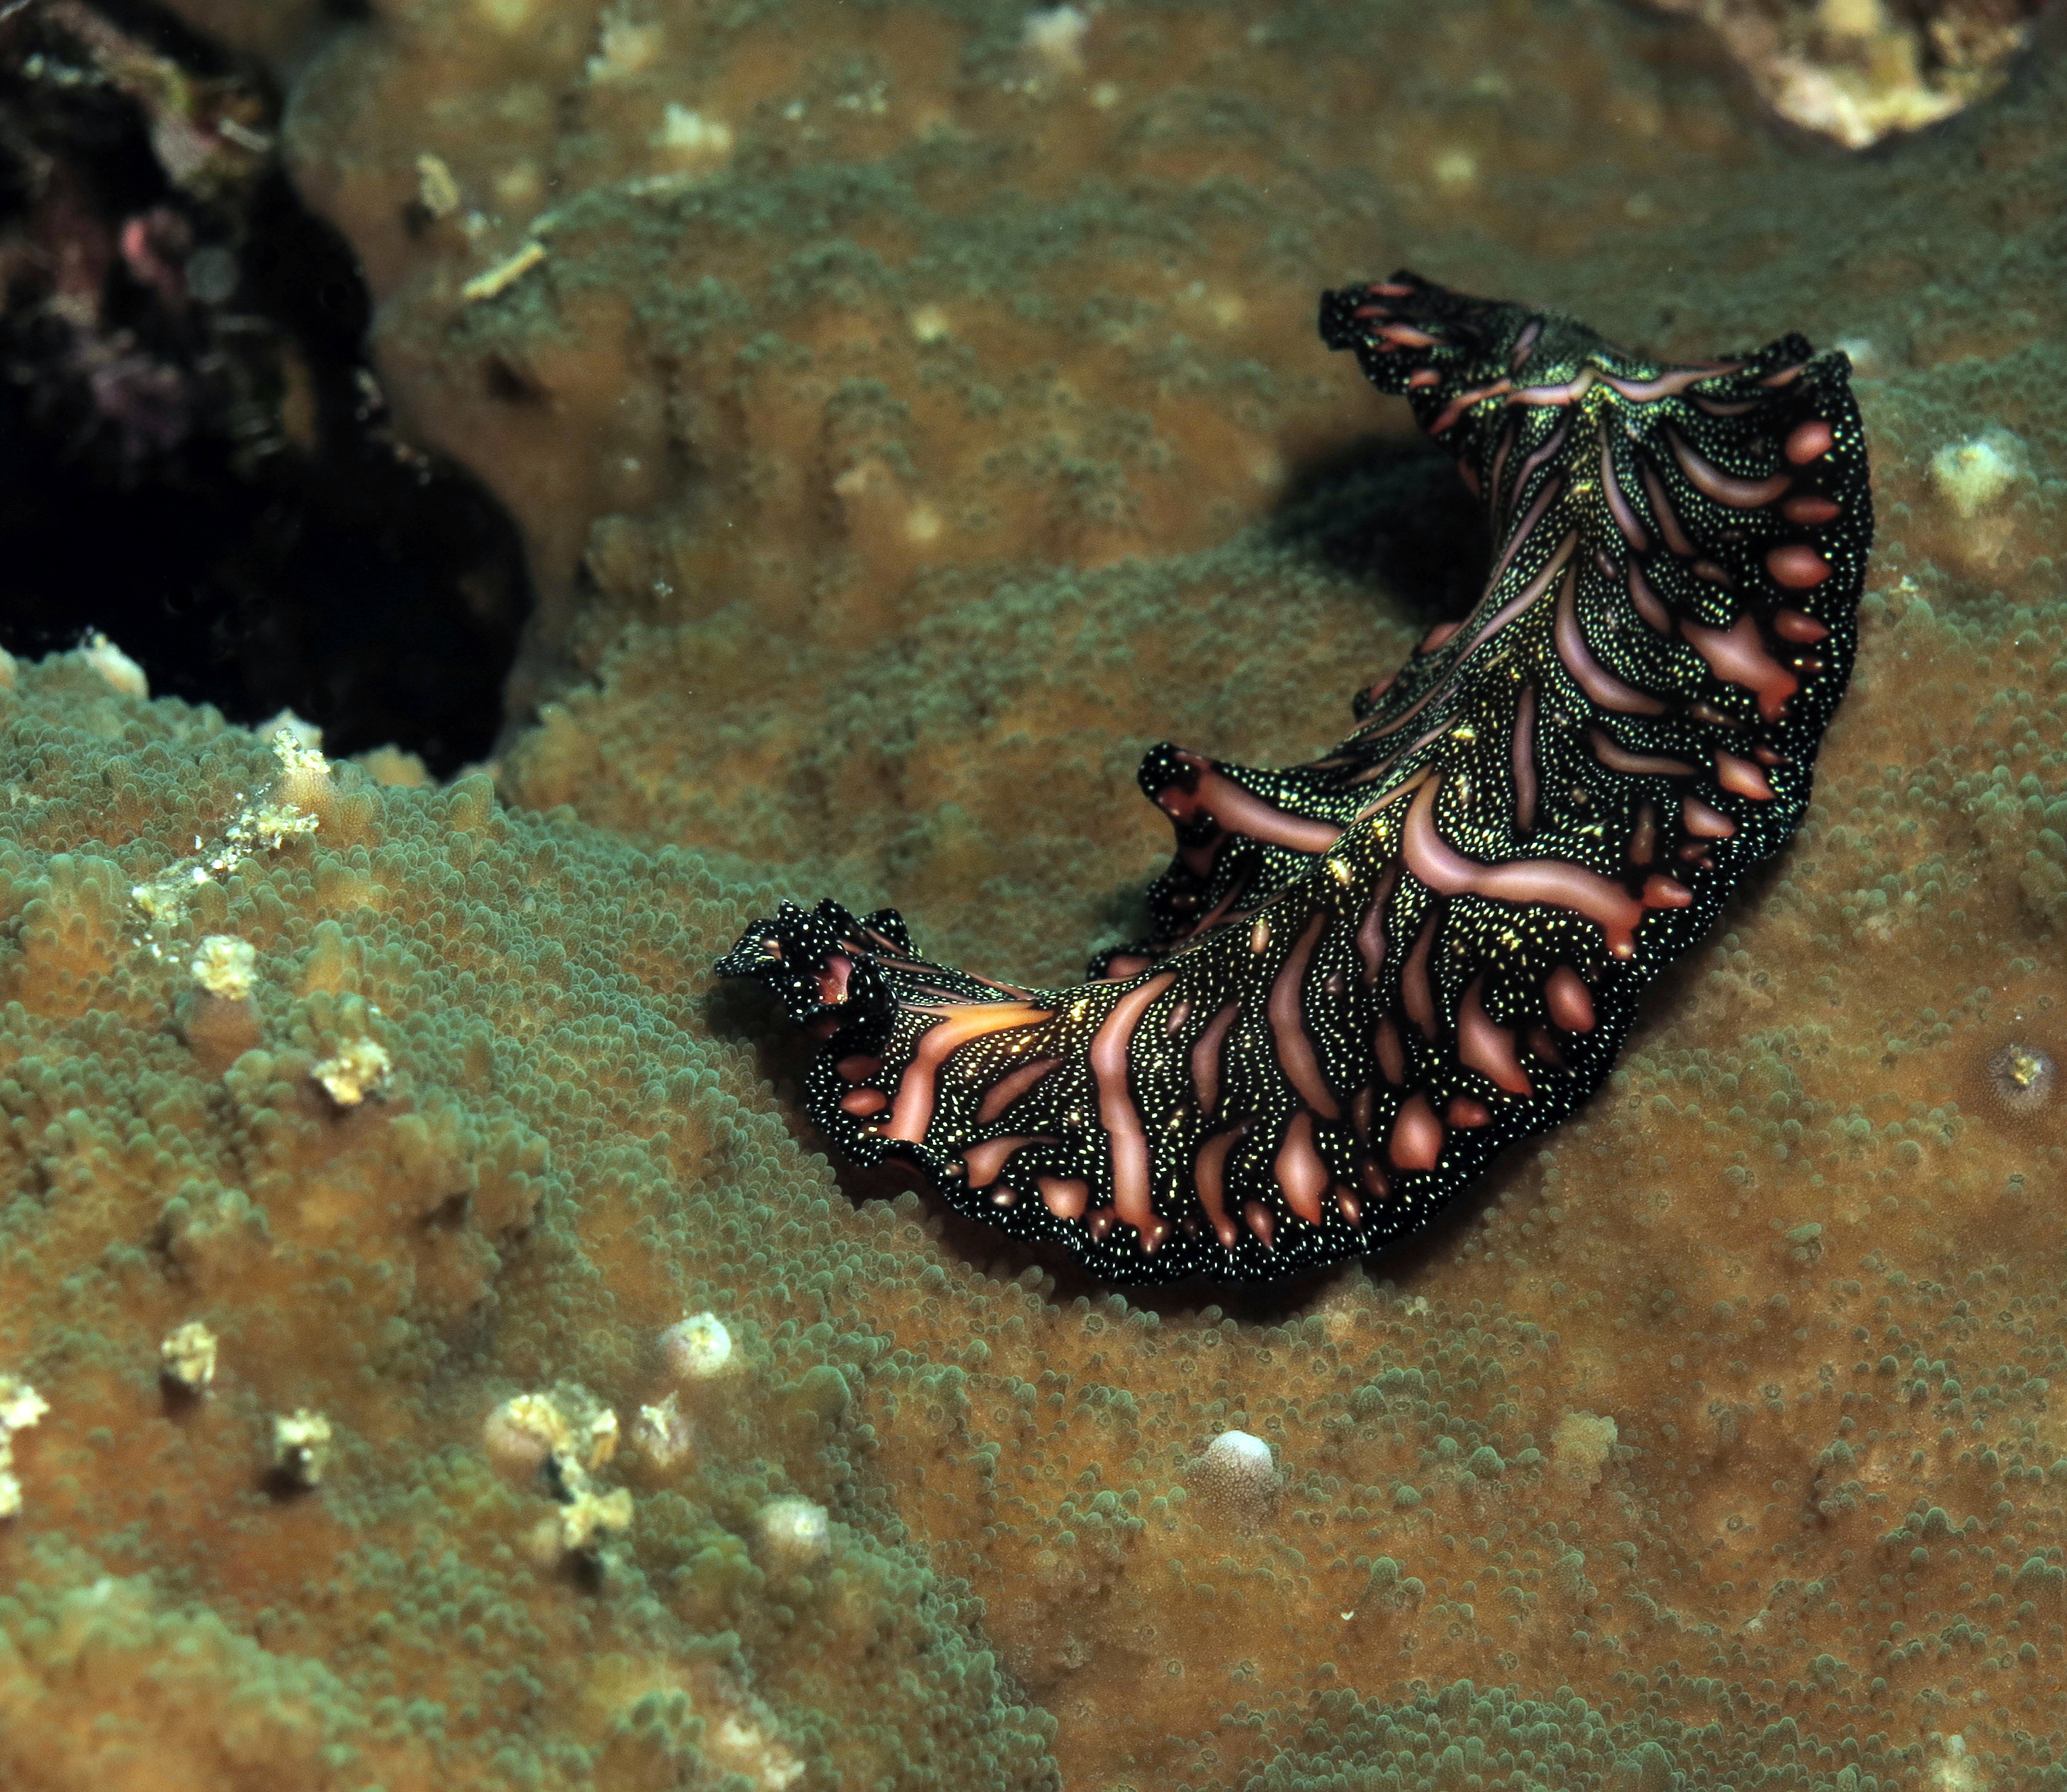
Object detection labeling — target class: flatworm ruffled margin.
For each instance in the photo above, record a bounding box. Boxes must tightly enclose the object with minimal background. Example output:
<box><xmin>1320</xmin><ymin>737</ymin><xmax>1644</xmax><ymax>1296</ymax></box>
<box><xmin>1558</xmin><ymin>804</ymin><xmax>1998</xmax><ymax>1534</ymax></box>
<box><xmin>717</xmin><ymin>271</ymin><xmax>1871</xmax><ymax>1286</ymax></box>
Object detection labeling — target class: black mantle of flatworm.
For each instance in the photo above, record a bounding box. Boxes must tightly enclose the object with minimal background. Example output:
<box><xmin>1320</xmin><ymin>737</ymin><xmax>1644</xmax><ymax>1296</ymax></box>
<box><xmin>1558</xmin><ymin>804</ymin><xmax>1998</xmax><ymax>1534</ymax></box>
<box><xmin>717</xmin><ymin>269</ymin><xmax>1871</xmax><ymax>1286</ymax></box>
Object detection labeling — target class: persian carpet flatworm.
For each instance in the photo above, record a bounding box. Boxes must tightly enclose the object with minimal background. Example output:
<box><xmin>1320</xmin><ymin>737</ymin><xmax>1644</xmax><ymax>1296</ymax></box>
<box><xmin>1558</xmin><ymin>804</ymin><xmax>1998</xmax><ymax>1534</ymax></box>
<box><xmin>717</xmin><ymin>270</ymin><xmax>1871</xmax><ymax>1285</ymax></box>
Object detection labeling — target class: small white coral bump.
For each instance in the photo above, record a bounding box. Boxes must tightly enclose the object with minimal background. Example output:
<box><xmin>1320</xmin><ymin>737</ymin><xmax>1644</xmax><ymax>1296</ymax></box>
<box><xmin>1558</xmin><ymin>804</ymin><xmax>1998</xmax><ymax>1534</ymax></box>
<box><xmin>660</xmin><ymin>1311</ymin><xmax>734</xmax><ymax>1380</ymax></box>
<box><xmin>754</xmin><ymin>1496</ymin><xmax>831</xmax><ymax>1572</ymax></box>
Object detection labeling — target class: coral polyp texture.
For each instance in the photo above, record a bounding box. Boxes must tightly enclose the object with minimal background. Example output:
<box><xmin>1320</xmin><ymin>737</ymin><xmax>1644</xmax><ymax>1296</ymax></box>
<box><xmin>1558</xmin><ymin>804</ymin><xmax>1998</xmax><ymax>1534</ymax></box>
<box><xmin>722</xmin><ymin>274</ymin><xmax>1869</xmax><ymax>1284</ymax></box>
<box><xmin>9</xmin><ymin>0</ymin><xmax>2067</xmax><ymax>1786</ymax></box>
<box><xmin>0</xmin><ymin>659</ymin><xmax>1053</xmax><ymax>1789</ymax></box>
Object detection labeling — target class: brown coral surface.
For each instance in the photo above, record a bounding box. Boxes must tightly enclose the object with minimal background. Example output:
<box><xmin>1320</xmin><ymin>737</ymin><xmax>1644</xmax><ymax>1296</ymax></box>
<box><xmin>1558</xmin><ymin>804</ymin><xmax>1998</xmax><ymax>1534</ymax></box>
<box><xmin>4</xmin><ymin>1</ymin><xmax>2067</xmax><ymax>1789</ymax></box>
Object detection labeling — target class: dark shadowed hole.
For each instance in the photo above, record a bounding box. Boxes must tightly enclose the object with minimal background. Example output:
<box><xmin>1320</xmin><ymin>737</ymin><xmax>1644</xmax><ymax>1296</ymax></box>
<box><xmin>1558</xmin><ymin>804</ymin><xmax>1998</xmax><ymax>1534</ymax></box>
<box><xmin>1269</xmin><ymin>432</ymin><xmax>1493</xmax><ymax>622</ymax></box>
<box><xmin>0</xmin><ymin>0</ymin><xmax>525</xmax><ymax>775</ymax></box>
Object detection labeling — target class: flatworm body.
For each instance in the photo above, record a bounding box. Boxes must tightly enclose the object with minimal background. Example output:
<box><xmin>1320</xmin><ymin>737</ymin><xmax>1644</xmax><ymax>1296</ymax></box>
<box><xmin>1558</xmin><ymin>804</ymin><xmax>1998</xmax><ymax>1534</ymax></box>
<box><xmin>718</xmin><ymin>271</ymin><xmax>1871</xmax><ymax>1285</ymax></box>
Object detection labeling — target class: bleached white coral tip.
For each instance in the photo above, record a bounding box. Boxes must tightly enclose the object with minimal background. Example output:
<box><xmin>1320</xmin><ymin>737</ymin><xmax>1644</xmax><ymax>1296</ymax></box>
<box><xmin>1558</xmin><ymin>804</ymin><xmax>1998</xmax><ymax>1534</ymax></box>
<box><xmin>755</xmin><ymin>1495</ymin><xmax>831</xmax><ymax>1570</ymax></box>
<box><xmin>160</xmin><ymin>1321</ymin><xmax>219</xmax><ymax>1391</ymax></box>
<box><xmin>271</xmin><ymin>1409</ymin><xmax>333</xmax><ymax>1486</ymax></box>
<box><xmin>661</xmin><ymin>1311</ymin><xmax>733</xmax><ymax>1379</ymax></box>
<box><xmin>190</xmin><ymin>936</ymin><xmax>257</xmax><ymax>999</ymax></box>
<box><xmin>313</xmin><ymin>1038</ymin><xmax>392</xmax><ymax>1106</ymax></box>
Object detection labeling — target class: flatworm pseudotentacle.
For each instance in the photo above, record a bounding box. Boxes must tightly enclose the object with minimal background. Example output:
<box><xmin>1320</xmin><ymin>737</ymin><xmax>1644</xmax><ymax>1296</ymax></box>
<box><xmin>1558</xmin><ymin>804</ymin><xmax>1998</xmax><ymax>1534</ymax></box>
<box><xmin>717</xmin><ymin>271</ymin><xmax>1872</xmax><ymax>1285</ymax></box>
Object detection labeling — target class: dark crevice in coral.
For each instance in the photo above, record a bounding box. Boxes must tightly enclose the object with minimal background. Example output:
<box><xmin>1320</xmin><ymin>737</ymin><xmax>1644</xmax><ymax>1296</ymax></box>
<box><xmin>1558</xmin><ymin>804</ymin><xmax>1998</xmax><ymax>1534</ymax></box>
<box><xmin>0</xmin><ymin>0</ymin><xmax>527</xmax><ymax>776</ymax></box>
<box><xmin>1268</xmin><ymin>432</ymin><xmax>1494</xmax><ymax>623</ymax></box>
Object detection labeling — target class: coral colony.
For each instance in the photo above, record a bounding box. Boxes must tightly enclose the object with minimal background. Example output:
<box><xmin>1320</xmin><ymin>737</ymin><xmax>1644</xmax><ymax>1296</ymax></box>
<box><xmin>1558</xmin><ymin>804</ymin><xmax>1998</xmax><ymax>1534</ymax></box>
<box><xmin>724</xmin><ymin>274</ymin><xmax>1870</xmax><ymax>1284</ymax></box>
<box><xmin>6</xmin><ymin>3</ymin><xmax>2066</xmax><ymax>1783</ymax></box>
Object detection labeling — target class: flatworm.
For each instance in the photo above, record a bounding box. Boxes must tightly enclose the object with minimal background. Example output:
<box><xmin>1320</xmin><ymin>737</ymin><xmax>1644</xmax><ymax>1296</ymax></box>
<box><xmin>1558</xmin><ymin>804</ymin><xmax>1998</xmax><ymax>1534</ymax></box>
<box><xmin>717</xmin><ymin>271</ymin><xmax>1871</xmax><ymax>1285</ymax></box>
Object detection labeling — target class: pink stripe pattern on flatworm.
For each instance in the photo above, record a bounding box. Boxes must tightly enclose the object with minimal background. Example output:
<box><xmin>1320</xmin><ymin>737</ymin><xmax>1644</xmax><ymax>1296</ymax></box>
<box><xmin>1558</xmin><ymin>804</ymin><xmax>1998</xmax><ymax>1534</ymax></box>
<box><xmin>719</xmin><ymin>270</ymin><xmax>1871</xmax><ymax>1284</ymax></box>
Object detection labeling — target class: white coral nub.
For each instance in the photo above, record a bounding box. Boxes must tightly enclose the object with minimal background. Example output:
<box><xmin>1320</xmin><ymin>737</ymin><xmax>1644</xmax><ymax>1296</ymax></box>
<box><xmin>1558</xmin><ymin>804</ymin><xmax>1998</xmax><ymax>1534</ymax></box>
<box><xmin>633</xmin><ymin>1394</ymin><xmax>695</xmax><ymax>1469</ymax></box>
<box><xmin>222</xmin><ymin>727</ymin><xmax>328</xmax><ymax>855</ymax></box>
<box><xmin>656</xmin><ymin>105</ymin><xmax>733</xmax><ymax>162</ymax></box>
<box><xmin>1190</xmin><ymin>1428</ymin><xmax>1281</xmax><ymax>1528</ymax></box>
<box><xmin>1929</xmin><ymin>1735</ymin><xmax>1983</xmax><ymax>1792</ymax></box>
<box><xmin>660</xmin><ymin>1311</ymin><xmax>733</xmax><ymax>1380</ymax></box>
<box><xmin>483</xmin><ymin>1392</ymin><xmax>567</xmax><ymax>1475</ymax></box>
<box><xmin>131</xmin><ymin>725</ymin><xmax>335</xmax><ymax>943</ymax></box>
<box><xmin>271</xmin><ymin>1409</ymin><xmax>333</xmax><ymax>1486</ymax></box>
<box><xmin>710</xmin><ymin>1713</ymin><xmax>805</xmax><ymax>1791</ymax></box>
<box><xmin>0</xmin><ymin>1377</ymin><xmax>47</xmax><ymax>1435</ymax></box>
<box><xmin>754</xmin><ymin>1496</ymin><xmax>831</xmax><ymax>1572</ymax></box>
<box><xmin>1929</xmin><ymin>429</ymin><xmax>2023</xmax><ymax>520</ymax></box>
<box><xmin>313</xmin><ymin>1037</ymin><xmax>392</xmax><ymax>1107</ymax></box>
<box><xmin>190</xmin><ymin>936</ymin><xmax>257</xmax><ymax>1000</ymax></box>
<box><xmin>0</xmin><ymin>1374</ymin><xmax>46</xmax><ymax>1521</ymax></box>
<box><xmin>485</xmin><ymin>1388</ymin><xmax>617</xmax><ymax>1476</ymax></box>
<box><xmin>268</xmin><ymin>722</ymin><xmax>333</xmax><ymax>810</ymax></box>
<box><xmin>160</xmin><ymin>1321</ymin><xmax>219</xmax><ymax>1392</ymax></box>
<box><xmin>557</xmin><ymin>1484</ymin><xmax>634</xmax><ymax>1552</ymax></box>
<box><xmin>486</xmin><ymin>1387</ymin><xmax>633</xmax><ymax>1559</ymax></box>
<box><xmin>1021</xmin><ymin>6</ymin><xmax>1090</xmax><ymax>77</ymax></box>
